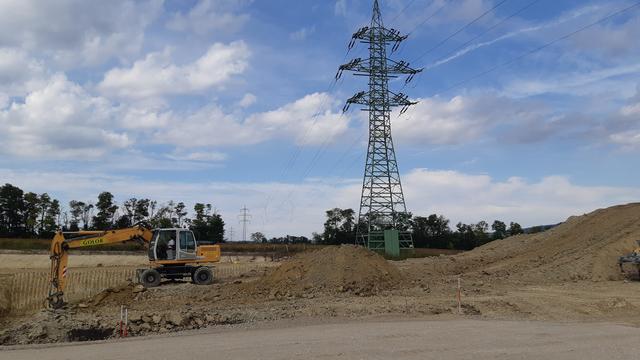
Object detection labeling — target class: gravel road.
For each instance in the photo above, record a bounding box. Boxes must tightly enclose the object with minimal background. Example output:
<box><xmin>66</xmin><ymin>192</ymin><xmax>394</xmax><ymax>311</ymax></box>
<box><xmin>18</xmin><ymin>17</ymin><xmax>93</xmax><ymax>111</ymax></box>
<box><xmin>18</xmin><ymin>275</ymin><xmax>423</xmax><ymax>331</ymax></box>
<box><xmin>2</xmin><ymin>318</ymin><xmax>639</xmax><ymax>360</ymax></box>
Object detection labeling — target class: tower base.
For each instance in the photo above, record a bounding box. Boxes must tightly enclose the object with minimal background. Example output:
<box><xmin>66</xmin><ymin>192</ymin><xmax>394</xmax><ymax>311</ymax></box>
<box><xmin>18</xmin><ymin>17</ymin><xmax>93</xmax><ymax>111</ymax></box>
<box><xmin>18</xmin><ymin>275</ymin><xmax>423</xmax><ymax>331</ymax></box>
<box><xmin>358</xmin><ymin>230</ymin><xmax>414</xmax><ymax>257</ymax></box>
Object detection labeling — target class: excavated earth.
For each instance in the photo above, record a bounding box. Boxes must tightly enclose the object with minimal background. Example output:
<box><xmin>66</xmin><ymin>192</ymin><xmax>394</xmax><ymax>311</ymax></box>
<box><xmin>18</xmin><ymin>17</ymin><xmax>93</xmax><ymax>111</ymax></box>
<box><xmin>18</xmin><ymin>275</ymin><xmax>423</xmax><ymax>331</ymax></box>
<box><xmin>3</xmin><ymin>203</ymin><xmax>640</xmax><ymax>345</ymax></box>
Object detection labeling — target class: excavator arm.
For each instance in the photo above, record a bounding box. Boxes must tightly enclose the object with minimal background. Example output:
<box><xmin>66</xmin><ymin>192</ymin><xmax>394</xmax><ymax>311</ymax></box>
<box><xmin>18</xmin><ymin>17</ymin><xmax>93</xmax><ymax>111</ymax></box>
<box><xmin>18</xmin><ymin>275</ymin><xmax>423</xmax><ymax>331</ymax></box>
<box><xmin>48</xmin><ymin>223</ymin><xmax>154</xmax><ymax>309</ymax></box>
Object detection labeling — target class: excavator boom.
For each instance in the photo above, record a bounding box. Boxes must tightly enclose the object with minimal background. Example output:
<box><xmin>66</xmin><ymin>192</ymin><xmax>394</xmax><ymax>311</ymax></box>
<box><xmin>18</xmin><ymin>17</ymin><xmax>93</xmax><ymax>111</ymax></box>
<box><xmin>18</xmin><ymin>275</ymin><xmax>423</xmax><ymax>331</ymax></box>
<box><xmin>48</xmin><ymin>224</ymin><xmax>153</xmax><ymax>308</ymax></box>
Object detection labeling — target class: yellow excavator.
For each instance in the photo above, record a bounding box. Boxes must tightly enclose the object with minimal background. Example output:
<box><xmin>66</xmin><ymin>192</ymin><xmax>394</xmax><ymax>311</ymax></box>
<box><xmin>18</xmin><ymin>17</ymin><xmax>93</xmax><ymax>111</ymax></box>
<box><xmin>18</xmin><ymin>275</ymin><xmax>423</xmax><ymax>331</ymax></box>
<box><xmin>48</xmin><ymin>222</ymin><xmax>221</xmax><ymax>309</ymax></box>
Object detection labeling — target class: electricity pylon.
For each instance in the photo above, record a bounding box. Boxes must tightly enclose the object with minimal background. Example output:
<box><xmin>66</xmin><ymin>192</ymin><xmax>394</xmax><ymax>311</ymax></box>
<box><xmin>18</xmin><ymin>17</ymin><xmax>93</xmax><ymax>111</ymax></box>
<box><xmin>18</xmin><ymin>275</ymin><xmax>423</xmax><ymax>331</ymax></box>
<box><xmin>337</xmin><ymin>0</ymin><xmax>421</xmax><ymax>250</ymax></box>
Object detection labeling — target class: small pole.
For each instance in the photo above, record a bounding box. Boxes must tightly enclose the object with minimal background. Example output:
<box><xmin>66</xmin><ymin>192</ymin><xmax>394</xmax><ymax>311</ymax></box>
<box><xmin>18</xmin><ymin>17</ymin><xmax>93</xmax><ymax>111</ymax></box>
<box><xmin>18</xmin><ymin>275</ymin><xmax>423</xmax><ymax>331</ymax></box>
<box><xmin>124</xmin><ymin>308</ymin><xmax>128</xmax><ymax>337</ymax></box>
<box><xmin>457</xmin><ymin>276</ymin><xmax>462</xmax><ymax>315</ymax></box>
<box><xmin>119</xmin><ymin>305</ymin><xmax>123</xmax><ymax>337</ymax></box>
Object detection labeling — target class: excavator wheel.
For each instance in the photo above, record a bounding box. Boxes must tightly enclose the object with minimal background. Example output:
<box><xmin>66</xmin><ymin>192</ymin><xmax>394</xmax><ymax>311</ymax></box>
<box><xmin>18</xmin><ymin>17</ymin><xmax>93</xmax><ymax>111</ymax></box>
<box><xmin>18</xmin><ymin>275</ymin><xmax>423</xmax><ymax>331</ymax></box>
<box><xmin>140</xmin><ymin>268</ymin><xmax>161</xmax><ymax>287</ymax></box>
<box><xmin>192</xmin><ymin>267</ymin><xmax>213</xmax><ymax>285</ymax></box>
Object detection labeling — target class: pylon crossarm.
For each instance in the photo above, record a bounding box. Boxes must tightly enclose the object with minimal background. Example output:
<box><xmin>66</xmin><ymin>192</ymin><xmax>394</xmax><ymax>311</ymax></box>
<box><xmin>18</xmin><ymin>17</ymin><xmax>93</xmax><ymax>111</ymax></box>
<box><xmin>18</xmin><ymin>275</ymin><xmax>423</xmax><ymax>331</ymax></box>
<box><xmin>386</xmin><ymin>58</ymin><xmax>422</xmax><ymax>75</ymax></box>
<box><xmin>350</xmin><ymin>26</ymin><xmax>408</xmax><ymax>44</ymax></box>
<box><xmin>336</xmin><ymin>58</ymin><xmax>367</xmax><ymax>78</ymax></box>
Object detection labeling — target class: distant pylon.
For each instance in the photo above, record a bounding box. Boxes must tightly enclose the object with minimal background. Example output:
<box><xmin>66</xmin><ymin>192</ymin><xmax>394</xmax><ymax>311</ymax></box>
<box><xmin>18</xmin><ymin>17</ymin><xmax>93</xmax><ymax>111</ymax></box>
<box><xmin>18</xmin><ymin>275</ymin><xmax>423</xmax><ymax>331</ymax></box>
<box><xmin>238</xmin><ymin>206</ymin><xmax>251</xmax><ymax>242</ymax></box>
<box><xmin>337</xmin><ymin>0</ymin><xmax>420</xmax><ymax>250</ymax></box>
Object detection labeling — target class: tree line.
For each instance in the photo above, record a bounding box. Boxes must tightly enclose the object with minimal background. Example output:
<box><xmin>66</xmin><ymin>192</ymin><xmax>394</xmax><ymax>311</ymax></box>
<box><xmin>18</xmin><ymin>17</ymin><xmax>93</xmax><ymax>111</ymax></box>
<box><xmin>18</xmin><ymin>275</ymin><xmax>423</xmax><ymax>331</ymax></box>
<box><xmin>0</xmin><ymin>183</ymin><xmax>224</xmax><ymax>243</ymax></box>
<box><xmin>317</xmin><ymin>208</ymin><xmax>528</xmax><ymax>250</ymax></box>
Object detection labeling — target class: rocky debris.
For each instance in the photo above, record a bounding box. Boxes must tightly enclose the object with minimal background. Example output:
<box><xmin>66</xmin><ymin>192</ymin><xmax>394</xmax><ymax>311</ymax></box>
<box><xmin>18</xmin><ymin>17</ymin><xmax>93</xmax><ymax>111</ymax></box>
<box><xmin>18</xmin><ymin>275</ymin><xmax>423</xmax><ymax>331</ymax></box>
<box><xmin>0</xmin><ymin>307</ymin><xmax>246</xmax><ymax>346</ymax></box>
<box><xmin>239</xmin><ymin>245</ymin><xmax>404</xmax><ymax>299</ymax></box>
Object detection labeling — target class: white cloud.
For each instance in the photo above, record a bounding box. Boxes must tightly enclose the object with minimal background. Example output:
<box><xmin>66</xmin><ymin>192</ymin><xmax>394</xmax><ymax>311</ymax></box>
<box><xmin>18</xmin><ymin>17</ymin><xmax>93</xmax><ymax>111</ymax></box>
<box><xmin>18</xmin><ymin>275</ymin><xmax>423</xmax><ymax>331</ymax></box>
<box><xmin>334</xmin><ymin>0</ymin><xmax>347</xmax><ymax>17</ymax></box>
<box><xmin>504</xmin><ymin>63</ymin><xmax>640</xmax><ymax>98</ymax></box>
<box><xmin>609</xmin><ymin>131</ymin><xmax>640</xmax><ymax>148</ymax></box>
<box><xmin>393</xmin><ymin>94</ymin><xmax>548</xmax><ymax>145</ymax></box>
<box><xmin>620</xmin><ymin>86</ymin><xmax>640</xmax><ymax>117</ymax></box>
<box><xmin>238</xmin><ymin>93</ymin><xmax>257</xmax><ymax>108</ymax></box>
<box><xmin>153</xmin><ymin>105</ymin><xmax>264</xmax><ymax>147</ymax></box>
<box><xmin>166</xmin><ymin>0</ymin><xmax>250</xmax><ymax>35</ymax></box>
<box><xmin>153</xmin><ymin>92</ymin><xmax>350</xmax><ymax>148</ymax></box>
<box><xmin>98</xmin><ymin>42</ymin><xmax>250</xmax><ymax>99</ymax></box>
<box><xmin>121</xmin><ymin>107</ymin><xmax>172</xmax><ymax>130</ymax></box>
<box><xmin>571</xmin><ymin>14</ymin><xmax>640</xmax><ymax>56</ymax></box>
<box><xmin>290</xmin><ymin>27</ymin><xmax>315</xmax><ymax>41</ymax></box>
<box><xmin>402</xmin><ymin>169</ymin><xmax>640</xmax><ymax>226</ymax></box>
<box><xmin>246</xmin><ymin>92</ymin><xmax>349</xmax><ymax>146</ymax></box>
<box><xmin>0</xmin><ymin>0</ymin><xmax>162</xmax><ymax>66</ymax></box>
<box><xmin>166</xmin><ymin>150</ymin><xmax>228</xmax><ymax>162</ymax></box>
<box><xmin>0</xmin><ymin>74</ymin><xmax>130</xmax><ymax>158</ymax></box>
<box><xmin>0</xmin><ymin>48</ymin><xmax>48</xmax><ymax>97</ymax></box>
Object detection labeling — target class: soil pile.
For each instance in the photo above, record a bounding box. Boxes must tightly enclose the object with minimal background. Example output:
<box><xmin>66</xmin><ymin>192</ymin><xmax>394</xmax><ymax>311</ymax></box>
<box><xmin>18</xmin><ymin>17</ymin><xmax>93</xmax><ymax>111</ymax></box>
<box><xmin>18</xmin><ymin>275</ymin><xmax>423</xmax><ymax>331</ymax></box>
<box><xmin>424</xmin><ymin>203</ymin><xmax>640</xmax><ymax>283</ymax></box>
<box><xmin>241</xmin><ymin>245</ymin><xmax>403</xmax><ymax>298</ymax></box>
<box><xmin>87</xmin><ymin>283</ymin><xmax>139</xmax><ymax>308</ymax></box>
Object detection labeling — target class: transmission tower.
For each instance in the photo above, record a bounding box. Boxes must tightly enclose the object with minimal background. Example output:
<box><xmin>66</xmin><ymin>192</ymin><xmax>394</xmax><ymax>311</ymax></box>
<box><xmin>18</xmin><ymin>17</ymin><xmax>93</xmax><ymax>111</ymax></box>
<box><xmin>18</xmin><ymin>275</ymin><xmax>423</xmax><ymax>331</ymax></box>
<box><xmin>337</xmin><ymin>0</ymin><xmax>421</xmax><ymax>251</ymax></box>
<box><xmin>238</xmin><ymin>206</ymin><xmax>251</xmax><ymax>242</ymax></box>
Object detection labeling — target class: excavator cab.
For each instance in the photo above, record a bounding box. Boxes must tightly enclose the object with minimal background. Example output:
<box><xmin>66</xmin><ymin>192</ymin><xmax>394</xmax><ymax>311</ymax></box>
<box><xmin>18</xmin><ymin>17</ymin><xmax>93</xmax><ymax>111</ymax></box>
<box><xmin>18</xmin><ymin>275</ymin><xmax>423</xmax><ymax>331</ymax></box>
<box><xmin>148</xmin><ymin>229</ymin><xmax>198</xmax><ymax>261</ymax></box>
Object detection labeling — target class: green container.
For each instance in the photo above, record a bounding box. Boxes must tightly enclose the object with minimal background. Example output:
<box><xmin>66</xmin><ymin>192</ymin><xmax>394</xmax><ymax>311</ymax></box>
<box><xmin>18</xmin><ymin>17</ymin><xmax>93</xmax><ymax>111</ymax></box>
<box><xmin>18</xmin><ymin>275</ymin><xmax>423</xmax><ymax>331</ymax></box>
<box><xmin>384</xmin><ymin>229</ymin><xmax>400</xmax><ymax>257</ymax></box>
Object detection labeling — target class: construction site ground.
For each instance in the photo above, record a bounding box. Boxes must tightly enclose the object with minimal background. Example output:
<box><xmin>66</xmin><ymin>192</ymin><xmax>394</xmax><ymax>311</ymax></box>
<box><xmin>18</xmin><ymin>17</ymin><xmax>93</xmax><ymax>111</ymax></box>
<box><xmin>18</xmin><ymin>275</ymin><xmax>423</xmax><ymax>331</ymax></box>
<box><xmin>2</xmin><ymin>203</ymin><xmax>640</xmax><ymax>353</ymax></box>
<box><xmin>3</xmin><ymin>318</ymin><xmax>640</xmax><ymax>360</ymax></box>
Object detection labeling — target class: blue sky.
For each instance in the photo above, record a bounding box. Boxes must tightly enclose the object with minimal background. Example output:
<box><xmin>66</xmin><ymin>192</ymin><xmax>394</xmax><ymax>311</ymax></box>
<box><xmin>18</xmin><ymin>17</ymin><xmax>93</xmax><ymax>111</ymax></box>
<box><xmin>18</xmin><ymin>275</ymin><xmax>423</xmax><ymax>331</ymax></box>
<box><xmin>1</xmin><ymin>0</ymin><xmax>640</xmax><ymax>239</ymax></box>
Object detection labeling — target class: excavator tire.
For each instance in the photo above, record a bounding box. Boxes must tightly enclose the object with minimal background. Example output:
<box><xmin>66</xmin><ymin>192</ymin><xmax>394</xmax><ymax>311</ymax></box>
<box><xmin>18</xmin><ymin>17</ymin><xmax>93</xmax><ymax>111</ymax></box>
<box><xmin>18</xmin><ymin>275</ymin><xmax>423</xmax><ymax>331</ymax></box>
<box><xmin>140</xmin><ymin>268</ymin><xmax>161</xmax><ymax>287</ymax></box>
<box><xmin>192</xmin><ymin>267</ymin><xmax>213</xmax><ymax>285</ymax></box>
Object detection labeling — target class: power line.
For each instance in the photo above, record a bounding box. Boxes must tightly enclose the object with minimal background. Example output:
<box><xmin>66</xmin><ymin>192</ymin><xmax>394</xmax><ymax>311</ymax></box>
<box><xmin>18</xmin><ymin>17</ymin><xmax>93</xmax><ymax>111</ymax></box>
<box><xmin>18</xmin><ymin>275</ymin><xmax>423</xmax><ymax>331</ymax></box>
<box><xmin>389</xmin><ymin>0</ymin><xmax>419</xmax><ymax>24</ymax></box>
<box><xmin>405</xmin><ymin>0</ymin><xmax>450</xmax><ymax>35</ymax></box>
<box><xmin>412</xmin><ymin>0</ymin><xmax>510</xmax><ymax>63</ymax></box>
<box><xmin>435</xmin><ymin>0</ymin><xmax>543</xmax><ymax>65</ymax></box>
<box><xmin>438</xmin><ymin>1</ymin><xmax>640</xmax><ymax>95</ymax></box>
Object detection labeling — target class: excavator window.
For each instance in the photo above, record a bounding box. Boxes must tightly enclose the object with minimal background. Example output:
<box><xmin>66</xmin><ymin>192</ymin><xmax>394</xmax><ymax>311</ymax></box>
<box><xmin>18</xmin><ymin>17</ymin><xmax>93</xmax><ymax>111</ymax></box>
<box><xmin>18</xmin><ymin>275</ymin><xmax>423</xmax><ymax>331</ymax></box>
<box><xmin>155</xmin><ymin>230</ymin><xmax>177</xmax><ymax>260</ymax></box>
<box><xmin>179</xmin><ymin>231</ymin><xmax>196</xmax><ymax>253</ymax></box>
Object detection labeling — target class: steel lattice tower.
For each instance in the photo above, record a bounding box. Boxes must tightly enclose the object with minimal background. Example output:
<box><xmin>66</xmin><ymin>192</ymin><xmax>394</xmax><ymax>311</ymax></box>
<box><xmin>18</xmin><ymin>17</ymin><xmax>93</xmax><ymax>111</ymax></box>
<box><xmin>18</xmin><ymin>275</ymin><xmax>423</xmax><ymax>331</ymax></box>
<box><xmin>337</xmin><ymin>0</ymin><xmax>421</xmax><ymax>250</ymax></box>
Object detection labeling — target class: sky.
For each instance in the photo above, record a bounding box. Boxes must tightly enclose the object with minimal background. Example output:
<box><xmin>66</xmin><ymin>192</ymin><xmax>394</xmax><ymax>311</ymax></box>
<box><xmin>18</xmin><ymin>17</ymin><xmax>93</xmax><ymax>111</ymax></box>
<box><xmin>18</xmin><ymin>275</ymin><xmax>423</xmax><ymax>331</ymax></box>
<box><xmin>1</xmin><ymin>0</ymin><xmax>639</xmax><ymax>239</ymax></box>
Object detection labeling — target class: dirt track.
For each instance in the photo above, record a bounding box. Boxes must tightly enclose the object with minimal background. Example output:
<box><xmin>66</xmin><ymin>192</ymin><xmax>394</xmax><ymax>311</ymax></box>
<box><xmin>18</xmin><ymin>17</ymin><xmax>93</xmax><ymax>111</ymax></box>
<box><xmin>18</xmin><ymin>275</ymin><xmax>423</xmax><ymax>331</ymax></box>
<box><xmin>2</xmin><ymin>318</ymin><xmax>640</xmax><ymax>360</ymax></box>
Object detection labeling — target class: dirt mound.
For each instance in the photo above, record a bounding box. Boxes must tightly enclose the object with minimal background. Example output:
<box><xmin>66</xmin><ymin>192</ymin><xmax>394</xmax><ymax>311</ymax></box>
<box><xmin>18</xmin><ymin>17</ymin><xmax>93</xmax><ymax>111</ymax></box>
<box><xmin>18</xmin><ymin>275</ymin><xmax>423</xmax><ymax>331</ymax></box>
<box><xmin>87</xmin><ymin>283</ymin><xmax>139</xmax><ymax>308</ymax></box>
<box><xmin>241</xmin><ymin>245</ymin><xmax>403</xmax><ymax>298</ymax></box>
<box><xmin>429</xmin><ymin>203</ymin><xmax>640</xmax><ymax>283</ymax></box>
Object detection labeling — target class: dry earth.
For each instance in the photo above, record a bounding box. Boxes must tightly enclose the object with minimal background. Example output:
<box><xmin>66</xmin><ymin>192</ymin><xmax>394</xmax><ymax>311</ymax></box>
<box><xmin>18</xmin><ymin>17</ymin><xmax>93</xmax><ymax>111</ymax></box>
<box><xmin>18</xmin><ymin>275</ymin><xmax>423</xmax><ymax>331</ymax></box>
<box><xmin>2</xmin><ymin>203</ymin><xmax>640</xmax><ymax>346</ymax></box>
<box><xmin>3</xmin><ymin>319</ymin><xmax>640</xmax><ymax>360</ymax></box>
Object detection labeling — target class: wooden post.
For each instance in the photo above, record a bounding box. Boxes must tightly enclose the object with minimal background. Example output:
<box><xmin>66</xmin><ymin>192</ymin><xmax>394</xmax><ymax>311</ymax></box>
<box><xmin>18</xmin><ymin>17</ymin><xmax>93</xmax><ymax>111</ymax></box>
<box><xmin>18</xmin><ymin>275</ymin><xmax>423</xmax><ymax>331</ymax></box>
<box><xmin>457</xmin><ymin>276</ymin><xmax>462</xmax><ymax>315</ymax></box>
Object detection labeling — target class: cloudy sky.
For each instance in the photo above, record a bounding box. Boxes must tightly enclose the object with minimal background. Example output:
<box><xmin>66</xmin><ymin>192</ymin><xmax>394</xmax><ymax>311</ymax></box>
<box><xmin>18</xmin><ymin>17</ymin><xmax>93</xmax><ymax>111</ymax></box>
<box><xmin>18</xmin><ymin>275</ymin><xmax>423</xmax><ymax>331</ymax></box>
<box><xmin>1</xmin><ymin>0</ymin><xmax>639</xmax><ymax>239</ymax></box>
